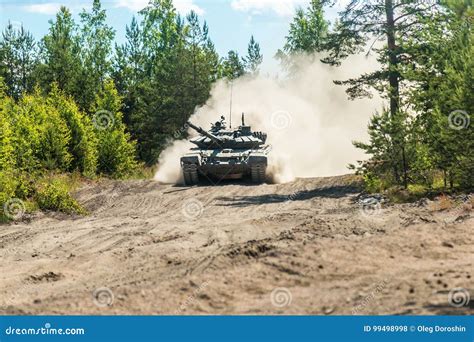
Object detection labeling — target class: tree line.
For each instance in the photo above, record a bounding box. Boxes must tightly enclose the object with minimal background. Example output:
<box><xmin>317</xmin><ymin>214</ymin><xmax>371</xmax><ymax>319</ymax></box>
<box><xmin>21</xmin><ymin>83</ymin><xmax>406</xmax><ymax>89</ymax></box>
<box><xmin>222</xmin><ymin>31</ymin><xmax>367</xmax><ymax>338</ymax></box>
<box><xmin>0</xmin><ymin>0</ymin><xmax>263</xmax><ymax>163</ymax></box>
<box><xmin>0</xmin><ymin>0</ymin><xmax>472</xmax><ymax>219</ymax></box>
<box><xmin>0</xmin><ymin>0</ymin><xmax>263</xmax><ymax>219</ymax></box>
<box><xmin>279</xmin><ymin>0</ymin><xmax>472</xmax><ymax>194</ymax></box>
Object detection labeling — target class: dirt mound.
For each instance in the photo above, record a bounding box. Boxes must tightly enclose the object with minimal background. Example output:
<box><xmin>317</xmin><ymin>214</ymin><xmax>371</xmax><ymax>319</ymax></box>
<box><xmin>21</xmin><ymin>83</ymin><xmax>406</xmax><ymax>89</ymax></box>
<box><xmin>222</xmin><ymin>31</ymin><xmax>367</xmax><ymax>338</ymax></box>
<box><xmin>0</xmin><ymin>175</ymin><xmax>472</xmax><ymax>315</ymax></box>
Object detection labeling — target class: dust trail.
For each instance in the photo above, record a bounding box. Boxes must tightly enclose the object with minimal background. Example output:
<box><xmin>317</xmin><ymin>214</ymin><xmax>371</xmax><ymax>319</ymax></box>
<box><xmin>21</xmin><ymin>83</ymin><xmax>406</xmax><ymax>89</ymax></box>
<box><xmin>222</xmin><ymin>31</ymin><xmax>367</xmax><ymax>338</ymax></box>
<box><xmin>154</xmin><ymin>53</ymin><xmax>382</xmax><ymax>184</ymax></box>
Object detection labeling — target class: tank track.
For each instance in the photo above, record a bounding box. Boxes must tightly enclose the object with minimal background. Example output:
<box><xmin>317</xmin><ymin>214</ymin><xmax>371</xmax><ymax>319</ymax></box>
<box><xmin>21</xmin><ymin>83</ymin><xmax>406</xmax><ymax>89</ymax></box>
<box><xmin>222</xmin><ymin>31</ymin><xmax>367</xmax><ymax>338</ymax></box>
<box><xmin>250</xmin><ymin>164</ymin><xmax>266</xmax><ymax>183</ymax></box>
<box><xmin>183</xmin><ymin>164</ymin><xmax>199</xmax><ymax>185</ymax></box>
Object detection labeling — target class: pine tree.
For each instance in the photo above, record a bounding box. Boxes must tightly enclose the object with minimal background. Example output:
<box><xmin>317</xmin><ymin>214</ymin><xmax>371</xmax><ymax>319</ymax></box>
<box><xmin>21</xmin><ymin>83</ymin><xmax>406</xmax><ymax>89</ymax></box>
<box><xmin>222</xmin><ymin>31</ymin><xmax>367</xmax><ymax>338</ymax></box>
<box><xmin>221</xmin><ymin>50</ymin><xmax>245</xmax><ymax>80</ymax></box>
<box><xmin>92</xmin><ymin>80</ymin><xmax>137</xmax><ymax>178</ymax></box>
<box><xmin>284</xmin><ymin>0</ymin><xmax>328</xmax><ymax>54</ymax></box>
<box><xmin>326</xmin><ymin>0</ymin><xmax>445</xmax><ymax>188</ymax></box>
<box><xmin>276</xmin><ymin>0</ymin><xmax>329</xmax><ymax>72</ymax></box>
<box><xmin>78</xmin><ymin>0</ymin><xmax>115</xmax><ymax>112</ymax></box>
<box><xmin>36</xmin><ymin>7</ymin><xmax>82</xmax><ymax>99</ymax></box>
<box><xmin>244</xmin><ymin>35</ymin><xmax>263</xmax><ymax>75</ymax></box>
<box><xmin>11</xmin><ymin>88</ymin><xmax>72</xmax><ymax>172</ymax></box>
<box><xmin>47</xmin><ymin>84</ymin><xmax>98</xmax><ymax>177</ymax></box>
<box><xmin>115</xmin><ymin>0</ymin><xmax>221</xmax><ymax>163</ymax></box>
<box><xmin>401</xmin><ymin>2</ymin><xmax>473</xmax><ymax>189</ymax></box>
<box><xmin>0</xmin><ymin>22</ymin><xmax>37</xmax><ymax>99</ymax></box>
<box><xmin>0</xmin><ymin>78</ymin><xmax>15</xmax><ymax>171</ymax></box>
<box><xmin>113</xmin><ymin>16</ymin><xmax>144</xmax><ymax>126</ymax></box>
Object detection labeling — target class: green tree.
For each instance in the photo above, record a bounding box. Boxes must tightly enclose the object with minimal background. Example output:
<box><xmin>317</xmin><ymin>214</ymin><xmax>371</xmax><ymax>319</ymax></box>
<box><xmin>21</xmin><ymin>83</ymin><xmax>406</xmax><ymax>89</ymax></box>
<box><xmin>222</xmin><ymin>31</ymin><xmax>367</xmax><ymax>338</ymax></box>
<box><xmin>400</xmin><ymin>2</ymin><xmax>473</xmax><ymax>189</ymax></box>
<box><xmin>243</xmin><ymin>35</ymin><xmax>263</xmax><ymax>75</ymax></box>
<box><xmin>131</xmin><ymin>0</ymin><xmax>184</xmax><ymax>162</ymax></box>
<box><xmin>36</xmin><ymin>7</ymin><xmax>82</xmax><ymax>98</ymax></box>
<box><xmin>276</xmin><ymin>0</ymin><xmax>329</xmax><ymax>71</ymax></box>
<box><xmin>326</xmin><ymin>0</ymin><xmax>445</xmax><ymax>187</ymax></box>
<box><xmin>47</xmin><ymin>84</ymin><xmax>98</xmax><ymax>177</ymax></box>
<box><xmin>78</xmin><ymin>0</ymin><xmax>115</xmax><ymax>112</ymax></box>
<box><xmin>221</xmin><ymin>50</ymin><xmax>245</xmax><ymax>79</ymax></box>
<box><xmin>93</xmin><ymin>80</ymin><xmax>137</xmax><ymax>178</ymax></box>
<box><xmin>113</xmin><ymin>16</ymin><xmax>144</xmax><ymax>125</ymax></box>
<box><xmin>0</xmin><ymin>78</ymin><xmax>17</xmax><ymax>220</ymax></box>
<box><xmin>0</xmin><ymin>79</ymin><xmax>15</xmax><ymax>171</ymax></box>
<box><xmin>285</xmin><ymin>0</ymin><xmax>328</xmax><ymax>54</ymax></box>
<box><xmin>0</xmin><ymin>22</ymin><xmax>37</xmax><ymax>99</ymax></box>
<box><xmin>11</xmin><ymin>88</ymin><xmax>72</xmax><ymax>172</ymax></box>
<box><xmin>186</xmin><ymin>10</ymin><xmax>205</xmax><ymax>103</ymax></box>
<box><xmin>118</xmin><ymin>0</ymin><xmax>220</xmax><ymax>163</ymax></box>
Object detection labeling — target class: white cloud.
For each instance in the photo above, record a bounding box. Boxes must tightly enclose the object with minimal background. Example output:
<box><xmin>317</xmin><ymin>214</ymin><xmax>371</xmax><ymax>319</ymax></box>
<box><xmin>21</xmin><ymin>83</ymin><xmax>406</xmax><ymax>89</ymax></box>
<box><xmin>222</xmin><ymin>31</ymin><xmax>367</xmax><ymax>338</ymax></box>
<box><xmin>231</xmin><ymin>0</ymin><xmax>309</xmax><ymax>17</ymax></box>
<box><xmin>115</xmin><ymin>0</ymin><xmax>204</xmax><ymax>15</ymax></box>
<box><xmin>174</xmin><ymin>0</ymin><xmax>204</xmax><ymax>16</ymax></box>
<box><xmin>21</xmin><ymin>1</ymin><xmax>204</xmax><ymax>16</ymax></box>
<box><xmin>22</xmin><ymin>3</ymin><xmax>62</xmax><ymax>15</ymax></box>
<box><xmin>22</xmin><ymin>2</ymin><xmax>92</xmax><ymax>15</ymax></box>
<box><xmin>115</xmin><ymin>0</ymin><xmax>148</xmax><ymax>12</ymax></box>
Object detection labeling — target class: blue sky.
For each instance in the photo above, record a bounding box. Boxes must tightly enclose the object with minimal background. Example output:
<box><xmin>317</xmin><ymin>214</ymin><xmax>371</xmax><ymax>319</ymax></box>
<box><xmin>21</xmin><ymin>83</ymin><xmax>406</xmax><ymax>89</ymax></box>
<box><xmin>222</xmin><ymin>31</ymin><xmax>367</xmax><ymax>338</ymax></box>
<box><xmin>0</xmin><ymin>0</ymin><xmax>344</xmax><ymax>71</ymax></box>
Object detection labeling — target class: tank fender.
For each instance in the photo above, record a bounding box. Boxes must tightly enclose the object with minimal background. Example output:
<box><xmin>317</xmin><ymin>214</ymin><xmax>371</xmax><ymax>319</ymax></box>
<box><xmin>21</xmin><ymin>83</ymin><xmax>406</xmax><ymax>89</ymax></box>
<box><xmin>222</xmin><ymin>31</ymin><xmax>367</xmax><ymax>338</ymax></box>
<box><xmin>181</xmin><ymin>154</ymin><xmax>201</xmax><ymax>165</ymax></box>
<box><xmin>247</xmin><ymin>154</ymin><xmax>268</xmax><ymax>166</ymax></box>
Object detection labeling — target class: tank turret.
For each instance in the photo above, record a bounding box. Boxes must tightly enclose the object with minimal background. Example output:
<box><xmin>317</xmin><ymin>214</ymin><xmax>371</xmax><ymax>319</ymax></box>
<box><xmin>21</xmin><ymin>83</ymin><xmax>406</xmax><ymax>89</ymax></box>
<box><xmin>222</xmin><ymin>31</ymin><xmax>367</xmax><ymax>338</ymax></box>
<box><xmin>180</xmin><ymin>114</ymin><xmax>271</xmax><ymax>185</ymax></box>
<box><xmin>186</xmin><ymin>121</ymin><xmax>222</xmax><ymax>147</ymax></box>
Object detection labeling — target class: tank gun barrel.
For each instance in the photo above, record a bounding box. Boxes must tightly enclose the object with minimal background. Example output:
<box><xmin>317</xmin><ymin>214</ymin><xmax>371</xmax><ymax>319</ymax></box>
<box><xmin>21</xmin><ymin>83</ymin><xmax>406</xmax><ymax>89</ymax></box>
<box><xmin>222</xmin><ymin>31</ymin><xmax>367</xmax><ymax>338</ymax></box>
<box><xmin>187</xmin><ymin>121</ymin><xmax>222</xmax><ymax>145</ymax></box>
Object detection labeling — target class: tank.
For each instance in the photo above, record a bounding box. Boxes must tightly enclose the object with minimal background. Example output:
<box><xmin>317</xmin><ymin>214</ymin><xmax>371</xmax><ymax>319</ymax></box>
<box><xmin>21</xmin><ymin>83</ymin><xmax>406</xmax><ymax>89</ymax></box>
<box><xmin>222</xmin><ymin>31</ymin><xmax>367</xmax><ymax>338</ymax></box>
<box><xmin>180</xmin><ymin>114</ymin><xmax>270</xmax><ymax>185</ymax></box>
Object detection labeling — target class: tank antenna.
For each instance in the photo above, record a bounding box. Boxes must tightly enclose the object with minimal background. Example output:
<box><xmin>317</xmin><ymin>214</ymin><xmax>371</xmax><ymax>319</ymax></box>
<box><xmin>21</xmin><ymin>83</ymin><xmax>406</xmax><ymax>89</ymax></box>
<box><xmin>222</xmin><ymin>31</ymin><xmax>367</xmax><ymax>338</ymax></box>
<box><xmin>229</xmin><ymin>81</ymin><xmax>233</xmax><ymax>129</ymax></box>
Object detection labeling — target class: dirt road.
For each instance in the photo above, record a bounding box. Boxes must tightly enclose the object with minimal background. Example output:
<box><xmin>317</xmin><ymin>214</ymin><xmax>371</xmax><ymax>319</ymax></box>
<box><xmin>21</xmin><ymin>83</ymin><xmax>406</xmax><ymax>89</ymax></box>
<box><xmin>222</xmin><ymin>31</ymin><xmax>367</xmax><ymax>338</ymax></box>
<box><xmin>0</xmin><ymin>175</ymin><xmax>472</xmax><ymax>315</ymax></box>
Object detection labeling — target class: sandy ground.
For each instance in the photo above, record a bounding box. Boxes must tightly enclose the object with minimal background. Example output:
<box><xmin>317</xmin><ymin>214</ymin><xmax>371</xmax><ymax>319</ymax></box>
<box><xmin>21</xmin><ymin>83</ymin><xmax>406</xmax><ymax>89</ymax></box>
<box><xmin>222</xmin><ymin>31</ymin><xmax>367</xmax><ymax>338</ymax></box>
<box><xmin>0</xmin><ymin>175</ymin><xmax>472</xmax><ymax>315</ymax></box>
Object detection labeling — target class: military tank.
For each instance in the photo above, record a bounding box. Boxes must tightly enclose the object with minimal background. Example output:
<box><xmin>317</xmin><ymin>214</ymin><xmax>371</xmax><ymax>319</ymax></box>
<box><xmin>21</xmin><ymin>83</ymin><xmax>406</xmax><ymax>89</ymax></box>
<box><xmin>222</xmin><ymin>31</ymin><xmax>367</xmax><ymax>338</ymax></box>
<box><xmin>180</xmin><ymin>114</ymin><xmax>270</xmax><ymax>185</ymax></box>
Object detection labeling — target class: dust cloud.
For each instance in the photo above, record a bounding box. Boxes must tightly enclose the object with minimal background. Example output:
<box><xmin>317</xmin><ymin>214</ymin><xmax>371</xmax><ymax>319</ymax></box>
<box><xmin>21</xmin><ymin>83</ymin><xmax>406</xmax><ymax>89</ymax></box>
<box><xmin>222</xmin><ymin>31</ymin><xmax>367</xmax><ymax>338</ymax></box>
<box><xmin>154</xmin><ymin>53</ymin><xmax>382</xmax><ymax>184</ymax></box>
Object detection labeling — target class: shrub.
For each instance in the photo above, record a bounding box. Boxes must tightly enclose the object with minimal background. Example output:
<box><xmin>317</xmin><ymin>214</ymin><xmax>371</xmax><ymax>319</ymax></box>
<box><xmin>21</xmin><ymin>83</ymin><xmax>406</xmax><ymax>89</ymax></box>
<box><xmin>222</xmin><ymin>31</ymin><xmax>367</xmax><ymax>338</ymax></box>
<box><xmin>0</xmin><ymin>79</ymin><xmax>138</xmax><ymax>219</ymax></box>
<box><xmin>10</xmin><ymin>90</ymin><xmax>72</xmax><ymax>172</ymax></box>
<box><xmin>363</xmin><ymin>172</ymin><xmax>384</xmax><ymax>193</ymax></box>
<box><xmin>35</xmin><ymin>177</ymin><xmax>85</xmax><ymax>214</ymax></box>
<box><xmin>47</xmin><ymin>85</ymin><xmax>98</xmax><ymax>177</ymax></box>
<box><xmin>0</xmin><ymin>171</ymin><xmax>19</xmax><ymax>222</ymax></box>
<box><xmin>0</xmin><ymin>97</ymin><xmax>15</xmax><ymax>171</ymax></box>
<box><xmin>93</xmin><ymin>80</ymin><xmax>137</xmax><ymax>178</ymax></box>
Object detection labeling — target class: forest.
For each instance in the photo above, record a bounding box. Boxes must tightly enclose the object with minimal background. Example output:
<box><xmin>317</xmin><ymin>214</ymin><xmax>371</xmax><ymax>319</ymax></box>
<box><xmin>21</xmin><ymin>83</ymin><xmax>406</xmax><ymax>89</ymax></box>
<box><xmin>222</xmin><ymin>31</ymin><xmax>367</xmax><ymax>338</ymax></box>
<box><xmin>0</xmin><ymin>0</ymin><xmax>472</xmax><ymax>220</ymax></box>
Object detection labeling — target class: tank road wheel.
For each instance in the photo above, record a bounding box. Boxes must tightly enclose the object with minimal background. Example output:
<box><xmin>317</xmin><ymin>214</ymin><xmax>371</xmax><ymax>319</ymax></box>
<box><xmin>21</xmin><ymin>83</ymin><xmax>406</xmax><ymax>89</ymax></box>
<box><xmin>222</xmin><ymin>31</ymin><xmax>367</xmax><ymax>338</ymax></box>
<box><xmin>183</xmin><ymin>164</ymin><xmax>199</xmax><ymax>185</ymax></box>
<box><xmin>251</xmin><ymin>164</ymin><xmax>266</xmax><ymax>183</ymax></box>
<box><xmin>190</xmin><ymin>167</ymin><xmax>199</xmax><ymax>184</ymax></box>
<box><xmin>183</xmin><ymin>171</ymin><xmax>192</xmax><ymax>185</ymax></box>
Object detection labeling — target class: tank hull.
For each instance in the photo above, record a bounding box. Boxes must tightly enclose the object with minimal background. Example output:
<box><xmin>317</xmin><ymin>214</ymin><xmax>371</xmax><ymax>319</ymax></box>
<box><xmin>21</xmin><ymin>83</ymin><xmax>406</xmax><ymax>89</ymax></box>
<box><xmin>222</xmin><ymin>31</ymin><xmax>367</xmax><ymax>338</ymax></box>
<box><xmin>180</xmin><ymin>117</ymin><xmax>270</xmax><ymax>185</ymax></box>
<box><xmin>181</xmin><ymin>147</ymin><xmax>270</xmax><ymax>184</ymax></box>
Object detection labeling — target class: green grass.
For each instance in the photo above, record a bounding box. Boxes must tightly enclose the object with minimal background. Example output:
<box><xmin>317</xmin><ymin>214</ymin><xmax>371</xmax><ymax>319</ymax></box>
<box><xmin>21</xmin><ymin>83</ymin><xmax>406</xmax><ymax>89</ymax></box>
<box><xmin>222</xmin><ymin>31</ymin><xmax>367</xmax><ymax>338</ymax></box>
<box><xmin>126</xmin><ymin>165</ymin><xmax>157</xmax><ymax>180</ymax></box>
<box><xmin>35</xmin><ymin>174</ymin><xmax>86</xmax><ymax>214</ymax></box>
<box><xmin>362</xmin><ymin>172</ymin><xmax>468</xmax><ymax>203</ymax></box>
